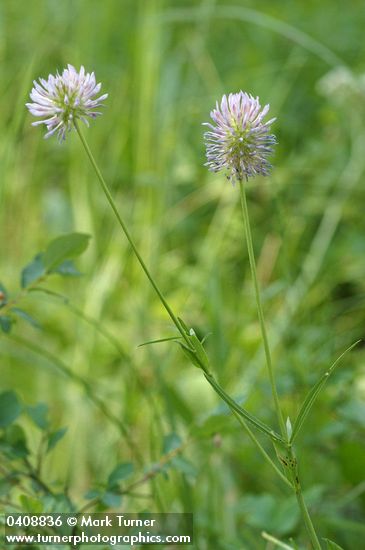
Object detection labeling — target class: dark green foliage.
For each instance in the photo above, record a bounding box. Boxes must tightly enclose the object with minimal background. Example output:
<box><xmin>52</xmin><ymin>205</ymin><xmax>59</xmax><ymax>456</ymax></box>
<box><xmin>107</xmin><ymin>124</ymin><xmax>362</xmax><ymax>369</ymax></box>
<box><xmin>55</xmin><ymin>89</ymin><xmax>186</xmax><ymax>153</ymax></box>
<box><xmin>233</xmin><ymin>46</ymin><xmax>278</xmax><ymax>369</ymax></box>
<box><xmin>47</xmin><ymin>428</ymin><xmax>68</xmax><ymax>453</ymax></box>
<box><xmin>43</xmin><ymin>233</ymin><xmax>90</xmax><ymax>272</ymax></box>
<box><xmin>21</xmin><ymin>254</ymin><xmax>45</xmax><ymax>288</ymax></box>
<box><xmin>107</xmin><ymin>462</ymin><xmax>134</xmax><ymax>487</ymax></box>
<box><xmin>0</xmin><ymin>391</ymin><xmax>22</xmax><ymax>428</ymax></box>
<box><xmin>26</xmin><ymin>403</ymin><xmax>49</xmax><ymax>430</ymax></box>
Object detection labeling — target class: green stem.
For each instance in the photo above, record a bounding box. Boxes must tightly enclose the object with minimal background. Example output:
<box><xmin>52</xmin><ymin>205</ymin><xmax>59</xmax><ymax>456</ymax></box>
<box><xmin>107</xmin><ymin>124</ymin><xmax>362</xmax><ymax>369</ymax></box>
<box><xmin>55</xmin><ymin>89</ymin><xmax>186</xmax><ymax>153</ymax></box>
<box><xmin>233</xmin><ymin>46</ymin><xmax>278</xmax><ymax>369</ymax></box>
<box><xmin>232</xmin><ymin>411</ymin><xmax>292</xmax><ymax>488</ymax></box>
<box><xmin>73</xmin><ymin>121</ymin><xmax>286</xmax><ymax>447</ymax></box>
<box><xmin>73</xmin><ymin>120</ymin><xmax>188</xmax><ymax>346</ymax></box>
<box><xmin>287</xmin><ymin>446</ymin><xmax>322</xmax><ymax>549</ymax></box>
<box><xmin>204</xmin><ymin>372</ymin><xmax>284</xmax><ymax>444</ymax></box>
<box><xmin>239</xmin><ymin>180</ymin><xmax>285</xmax><ymax>436</ymax></box>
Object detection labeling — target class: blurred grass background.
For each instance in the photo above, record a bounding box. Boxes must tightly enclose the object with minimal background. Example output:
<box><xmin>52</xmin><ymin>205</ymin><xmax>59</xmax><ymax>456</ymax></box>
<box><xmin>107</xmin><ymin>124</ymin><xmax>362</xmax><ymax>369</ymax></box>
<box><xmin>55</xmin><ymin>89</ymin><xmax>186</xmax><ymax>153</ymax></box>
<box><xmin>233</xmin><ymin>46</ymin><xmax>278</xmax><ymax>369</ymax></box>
<box><xmin>1</xmin><ymin>0</ymin><xmax>365</xmax><ymax>548</ymax></box>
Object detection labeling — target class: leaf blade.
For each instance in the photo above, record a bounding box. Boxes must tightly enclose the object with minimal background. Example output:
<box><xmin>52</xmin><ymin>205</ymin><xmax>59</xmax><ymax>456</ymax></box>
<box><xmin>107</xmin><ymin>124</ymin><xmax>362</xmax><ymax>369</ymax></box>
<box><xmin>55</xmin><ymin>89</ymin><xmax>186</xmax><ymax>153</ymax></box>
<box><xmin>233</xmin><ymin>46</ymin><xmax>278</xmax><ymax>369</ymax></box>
<box><xmin>204</xmin><ymin>373</ymin><xmax>285</xmax><ymax>444</ymax></box>
<box><xmin>21</xmin><ymin>254</ymin><xmax>45</xmax><ymax>288</ymax></box>
<box><xmin>138</xmin><ymin>335</ymin><xmax>182</xmax><ymax>348</ymax></box>
<box><xmin>0</xmin><ymin>391</ymin><xmax>22</xmax><ymax>428</ymax></box>
<box><xmin>43</xmin><ymin>233</ymin><xmax>90</xmax><ymax>272</ymax></box>
<box><xmin>290</xmin><ymin>341</ymin><xmax>361</xmax><ymax>443</ymax></box>
<box><xmin>323</xmin><ymin>539</ymin><xmax>345</xmax><ymax>550</ymax></box>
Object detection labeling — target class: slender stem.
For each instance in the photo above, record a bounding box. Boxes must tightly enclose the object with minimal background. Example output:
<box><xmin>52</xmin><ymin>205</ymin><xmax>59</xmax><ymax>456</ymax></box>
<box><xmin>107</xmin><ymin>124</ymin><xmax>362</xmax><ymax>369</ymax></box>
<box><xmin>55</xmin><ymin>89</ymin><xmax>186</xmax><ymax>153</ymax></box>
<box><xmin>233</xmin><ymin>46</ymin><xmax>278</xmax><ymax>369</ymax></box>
<box><xmin>287</xmin><ymin>446</ymin><xmax>322</xmax><ymax>549</ymax></box>
<box><xmin>73</xmin><ymin>124</ymin><xmax>292</xmax><ymax>459</ymax></box>
<box><xmin>73</xmin><ymin>120</ymin><xmax>189</xmax><ymax>345</ymax></box>
<box><xmin>239</xmin><ymin>183</ymin><xmax>321</xmax><ymax>548</ymax></box>
<box><xmin>239</xmin><ymin>180</ymin><xmax>285</xmax><ymax>436</ymax></box>
<box><xmin>204</xmin><ymin>372</ymin><xmax>283</xmax><ymax>443</ymax></box>
<box><xmin>295</xmin><ymin>490</ymin><xmax>322</xmax><ymax>550</ymax></box>
<box><xmin>232</xmin><ymin>411</ymin><xmax>292</xmax><ymax>488</ymax></box>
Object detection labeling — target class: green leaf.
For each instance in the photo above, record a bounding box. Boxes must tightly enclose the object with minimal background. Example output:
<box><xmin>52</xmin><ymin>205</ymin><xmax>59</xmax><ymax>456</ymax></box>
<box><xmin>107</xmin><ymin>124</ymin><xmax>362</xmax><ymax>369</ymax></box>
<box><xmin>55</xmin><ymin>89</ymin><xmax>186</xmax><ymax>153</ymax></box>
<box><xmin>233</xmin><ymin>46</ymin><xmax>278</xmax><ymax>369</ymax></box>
<box><xmin>84</xmin><ymin>490</ymin><xmax>102</xmax><ymax>502</ymax></box>
<box><xmin>0</xmin><ymin>315</ymin><xmax>12</xmax><ymax>333</ymax></box>
<box><xmin>323</xmin><ymin>540</ymin><xmax>345</xmax><ymax>550</ymax></box>
<box><xmin>204</xmin><ymin>372</ymin><xmax>285</xmax><ymax>444</ymax></box>
<box><xmin>51</xmin><ymin>259</ymin><xmax>82</xmax><ymax>277</ymax></box>
<box><xmin>0</xmin><ymin>477</ymin><xmax>14</xmax><ymax>497</ymax></box>
<box><xmin>43</xmin><ymin>233</ymin><xmax>90</xmax><ymax>271</ymax></box>
<box><xmin>21</xmin><ymin>254</ymin><xmax>45</xmax><ymax>288</ymax></box>
<box><xmin>176</xmin><ymin>341</ymin><xmax>202</xmax><ymax>370</ymax></box>
<box><xmin>107</xmin><ymin>462</ymin><xmax>134</xmax><ymax>487</ymax></box>
<box><xmin>138</xmin><ymin>335</ymin><xmax>182</xmax><ymax>347</ymax></box>
<box><xmin>11</xmin><ymin>308</ymin><xmax>40</xmax><ymax>329</ymax></box>
<box><xmin>201</xmin><ymin>332</ymin><xmax>212</xmax><ymax>344</ymax></box>
<box><xmin>163</xmin><ymin>433</ymin><xmax>182</xmax><ymax>454</ymax></box>
<box><xmin>101</xmin><ymin>491</ymin><xmax>122</xmax><ymax>508</ymax></box>
<box><xmin>0</xmin><ymin>391</ymin><xmax>22</xmax><ymax>428</ymax></box>
<box><xmin>19</xmin><ymin>495</ymin><xmax>44</xmax><ymax>513</ymax></box>
<box><xmin>177</xmin><ymin>316</ymin><xmax>189</xmax><ymax>332</ymax></box>
<box><xmin>5</xmin><ymin>425</ymin><xmax>29</xmax><ymax>458</ymax></box>
<box><xmin>27</xmin><ymin>403</ymin><xmax>49</xmax><ymax>430</ymax></box>
<box><xmin>290</xmin><ymin>341</ymin><xmax>360</xmax><ymax>443</ymax></box>
<box><xmin>47</xmin><ymin>427</ymin><xmax>67</xmax><ymax>452</ymax></box>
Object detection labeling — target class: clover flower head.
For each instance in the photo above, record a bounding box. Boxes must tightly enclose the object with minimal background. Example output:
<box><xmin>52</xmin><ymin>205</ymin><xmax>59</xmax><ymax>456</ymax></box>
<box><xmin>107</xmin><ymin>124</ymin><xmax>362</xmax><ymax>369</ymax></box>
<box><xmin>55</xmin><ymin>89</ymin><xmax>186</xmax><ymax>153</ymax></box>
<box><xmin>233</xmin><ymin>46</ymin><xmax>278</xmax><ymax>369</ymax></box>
<box><xmin>203</xmin><ymin>91</ymin><xmax>277</xmax><ymax>183</ymax></box>
<box><xmin>26</xmin><ymin>64</ymin><xmax>108</xmax><ymax>141</ymax></box>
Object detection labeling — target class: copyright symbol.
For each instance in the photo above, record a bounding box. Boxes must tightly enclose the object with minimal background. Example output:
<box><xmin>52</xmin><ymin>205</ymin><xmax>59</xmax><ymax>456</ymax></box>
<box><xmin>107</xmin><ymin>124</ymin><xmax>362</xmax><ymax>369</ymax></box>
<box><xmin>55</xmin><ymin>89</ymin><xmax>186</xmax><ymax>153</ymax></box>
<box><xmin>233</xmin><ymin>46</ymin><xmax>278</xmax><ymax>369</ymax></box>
<box><xmin>67</xmin><ymin>517</ymin><xmax>78</xmax><ymax>527</ymax></box>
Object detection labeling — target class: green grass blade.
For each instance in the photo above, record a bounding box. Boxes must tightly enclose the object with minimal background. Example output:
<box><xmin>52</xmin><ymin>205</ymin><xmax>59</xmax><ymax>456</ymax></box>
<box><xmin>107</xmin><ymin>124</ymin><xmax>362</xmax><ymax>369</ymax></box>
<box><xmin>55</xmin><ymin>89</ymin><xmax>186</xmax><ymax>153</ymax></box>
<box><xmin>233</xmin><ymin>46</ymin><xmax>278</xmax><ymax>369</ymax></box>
<box><xmin>290</xmin><ymin>340</ymin><xmax>361</xmax><ymax>443</ymax></box>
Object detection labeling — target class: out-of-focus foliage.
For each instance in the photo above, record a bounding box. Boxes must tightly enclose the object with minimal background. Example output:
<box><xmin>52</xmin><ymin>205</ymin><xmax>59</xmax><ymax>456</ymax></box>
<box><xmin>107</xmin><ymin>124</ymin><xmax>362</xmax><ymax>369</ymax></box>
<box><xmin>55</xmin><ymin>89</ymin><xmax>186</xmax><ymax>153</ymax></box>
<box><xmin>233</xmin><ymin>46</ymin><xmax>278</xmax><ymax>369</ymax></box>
<box><xmin>1</xmin><ymin>1</ymin><xmax>365</xmax><ymax>548</ymax></box>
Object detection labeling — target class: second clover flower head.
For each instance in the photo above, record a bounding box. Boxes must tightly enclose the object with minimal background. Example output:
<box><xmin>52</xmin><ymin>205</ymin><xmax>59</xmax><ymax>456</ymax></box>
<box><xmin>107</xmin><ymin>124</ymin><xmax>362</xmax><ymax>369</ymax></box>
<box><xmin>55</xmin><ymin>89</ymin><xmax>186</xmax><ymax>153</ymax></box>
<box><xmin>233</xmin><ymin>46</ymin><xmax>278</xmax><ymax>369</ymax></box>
<box><xmin>26</xmin><ymin>64</ymin><xmax>108</xmax><ymax>141</ymax></box>
<box><xmin>203</xmin><ymin>91</ymin><xmax>277</xmax><ymax>183</ymax></box>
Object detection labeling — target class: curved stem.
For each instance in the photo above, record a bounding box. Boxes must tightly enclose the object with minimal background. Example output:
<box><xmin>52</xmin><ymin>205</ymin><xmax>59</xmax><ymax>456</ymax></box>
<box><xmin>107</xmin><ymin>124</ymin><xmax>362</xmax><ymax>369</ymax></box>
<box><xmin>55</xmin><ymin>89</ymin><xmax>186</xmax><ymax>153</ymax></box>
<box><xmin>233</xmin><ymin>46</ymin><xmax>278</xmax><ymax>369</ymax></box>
<box><xmin>73</xmin><ymin>123</ymin><xmax>297</xmax><ymax>486</ymax></box>
<box><xmin>73</xmin><ymin>120</ymin><xmax>188</xmax><ymax>346</ymax></box>
<box><xmin>239</xmin><ymin>180</ymin><xmax>285</xmax><ymax>436</ymax></box>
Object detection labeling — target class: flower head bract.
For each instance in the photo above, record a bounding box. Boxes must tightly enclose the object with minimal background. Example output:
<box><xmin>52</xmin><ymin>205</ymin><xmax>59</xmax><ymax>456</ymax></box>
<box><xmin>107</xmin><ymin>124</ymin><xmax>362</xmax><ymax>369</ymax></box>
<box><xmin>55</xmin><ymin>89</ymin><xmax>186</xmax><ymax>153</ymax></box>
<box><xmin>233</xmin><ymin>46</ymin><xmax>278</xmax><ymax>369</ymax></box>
<box><xmin>203</xmin><ymin>91</ymin><xmax>276</xmax><ymax>182</ymax></box>
<box><xmin>26</xmin><ymin>64</ymin><xmax>108</xmax><ymax>141</ymax></box>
